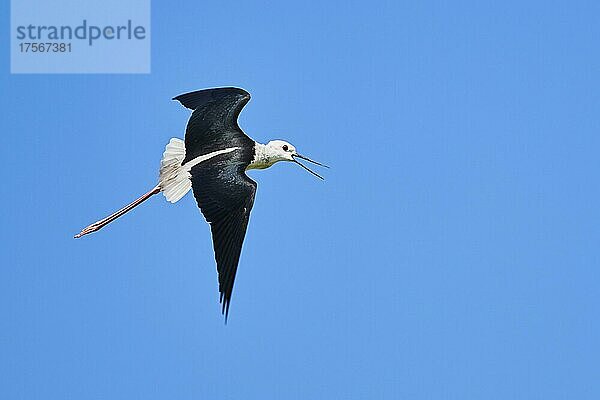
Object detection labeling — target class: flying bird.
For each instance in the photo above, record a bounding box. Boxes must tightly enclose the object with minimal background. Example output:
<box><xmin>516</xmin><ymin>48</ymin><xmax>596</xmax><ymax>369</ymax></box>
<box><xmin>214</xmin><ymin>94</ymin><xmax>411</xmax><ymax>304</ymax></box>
<box><xmin>74</xmin><ymin>87</ymin><xmax>327</xmax><ymax>319</ymax></box>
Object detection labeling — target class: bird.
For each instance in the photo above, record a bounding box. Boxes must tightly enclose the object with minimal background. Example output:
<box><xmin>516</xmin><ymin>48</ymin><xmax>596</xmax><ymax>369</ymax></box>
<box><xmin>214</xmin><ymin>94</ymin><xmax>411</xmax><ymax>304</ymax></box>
<box><xmin>74</xmin><ymin>87</ymin><xmax>328</xmax><ymax>319</ymax></box>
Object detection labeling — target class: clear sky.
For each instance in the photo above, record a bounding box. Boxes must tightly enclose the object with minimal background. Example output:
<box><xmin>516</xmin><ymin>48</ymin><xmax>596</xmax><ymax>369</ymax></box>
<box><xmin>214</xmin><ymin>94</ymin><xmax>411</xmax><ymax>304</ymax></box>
<box><xmin>1</xmin><ymin>1</ymin><xmax>599</xmax><ymax>399</ymax></box>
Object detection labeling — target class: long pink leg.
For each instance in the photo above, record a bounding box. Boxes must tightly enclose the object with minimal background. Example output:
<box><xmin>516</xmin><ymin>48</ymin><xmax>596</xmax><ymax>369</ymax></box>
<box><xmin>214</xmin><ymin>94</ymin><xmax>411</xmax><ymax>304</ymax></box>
<box><xmin>74</xmin><ymin>185</ymin><xmax>161</xmax><ymax>238</ymax></box>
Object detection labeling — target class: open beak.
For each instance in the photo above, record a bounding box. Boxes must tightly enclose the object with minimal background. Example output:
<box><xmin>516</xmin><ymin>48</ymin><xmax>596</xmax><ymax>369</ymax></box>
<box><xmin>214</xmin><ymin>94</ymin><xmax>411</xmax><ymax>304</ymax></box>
<box><xmin>292</xmin><ymin>154</ymin><xmax>329</xmax><ymax>180</ymax></box>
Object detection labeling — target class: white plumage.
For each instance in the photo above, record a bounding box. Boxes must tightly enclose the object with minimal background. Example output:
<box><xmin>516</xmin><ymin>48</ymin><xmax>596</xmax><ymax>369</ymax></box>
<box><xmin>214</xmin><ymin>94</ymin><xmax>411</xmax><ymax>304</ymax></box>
<box><xmin>158</xmin><ymin>138</ymin><xmax>241</xmax><ymax>203</ymax></box>
<box><xmin>159</xmin><ymin>138</ymin><xmax>190</xmax><ymax>203</ymax></box>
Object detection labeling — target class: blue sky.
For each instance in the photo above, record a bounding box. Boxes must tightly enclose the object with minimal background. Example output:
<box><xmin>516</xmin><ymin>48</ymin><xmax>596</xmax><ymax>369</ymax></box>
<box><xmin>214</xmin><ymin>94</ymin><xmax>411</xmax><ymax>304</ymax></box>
<box><xmin>1</xmin><ymin>1</ymin><xmax>599</xmax><ymax>398</ymax></box>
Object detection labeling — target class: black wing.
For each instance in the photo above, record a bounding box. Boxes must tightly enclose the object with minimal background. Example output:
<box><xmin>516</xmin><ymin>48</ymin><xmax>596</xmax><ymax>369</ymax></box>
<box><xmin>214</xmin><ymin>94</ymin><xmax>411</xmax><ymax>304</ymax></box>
<box><xmin>173</xmin><ymin>87</ymin><xmax>254</xmax><ymax>164</ymax></box>
<box><xmin>174</xmin><ymin>87</ymin><xmax>257</xmax><ymax>319</ymax></box>
<box><xmin>190</xmin><ymin>154</ymin><xmax>256</xmax><ymax>320</ymax></box>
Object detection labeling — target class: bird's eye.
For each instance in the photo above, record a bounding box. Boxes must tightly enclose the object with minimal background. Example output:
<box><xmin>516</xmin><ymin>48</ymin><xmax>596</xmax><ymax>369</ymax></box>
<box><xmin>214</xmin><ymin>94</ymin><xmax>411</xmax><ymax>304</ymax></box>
<box><xmin>282</xmin><ymin>145</ymin><xmax>289</xmax><ymax>151</ymax></box>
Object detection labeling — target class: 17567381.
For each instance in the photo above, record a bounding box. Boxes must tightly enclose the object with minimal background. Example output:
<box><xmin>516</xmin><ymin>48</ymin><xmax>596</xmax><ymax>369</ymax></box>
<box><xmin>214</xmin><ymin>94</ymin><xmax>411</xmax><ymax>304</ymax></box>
<box><xmin>19</xmin><ymin>42</ymin><xmax>71</xmax><ymax>53</ymax></box>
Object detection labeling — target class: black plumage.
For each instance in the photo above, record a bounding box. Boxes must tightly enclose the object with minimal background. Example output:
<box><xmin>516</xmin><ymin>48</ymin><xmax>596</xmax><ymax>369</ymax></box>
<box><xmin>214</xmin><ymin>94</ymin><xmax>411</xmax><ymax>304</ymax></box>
<box><xmin>173</xmin><ymin>87</ymin><xmax>254</xmax><ymax>164</ymax></box>
<box><xmin>173</xmin><ymin>88</ymin><xmax>257</xmax><ymax>319</ymax></box>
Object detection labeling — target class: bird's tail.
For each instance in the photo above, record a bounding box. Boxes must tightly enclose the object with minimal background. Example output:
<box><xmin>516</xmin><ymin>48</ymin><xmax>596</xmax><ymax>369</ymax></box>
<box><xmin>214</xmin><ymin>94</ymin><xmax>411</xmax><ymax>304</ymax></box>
<box><xmin>74</xmin><ymin>138</ymin><xmax>191</xmax><ymax>239</ymax></box>
<box><xmin>74</xmin><ymin>185</ymin><xmax>161</xmax><ymax>238</ymax></box>
<box><xmin>158</xmin><ymin>138</ymin><xmax>191</xmax><ymax>203</ymax></box>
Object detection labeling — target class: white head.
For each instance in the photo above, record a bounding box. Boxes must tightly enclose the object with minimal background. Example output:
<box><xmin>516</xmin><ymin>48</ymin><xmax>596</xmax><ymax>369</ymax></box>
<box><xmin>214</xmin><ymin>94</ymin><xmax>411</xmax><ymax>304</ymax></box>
<box><xmin>265</xmin><ymin>140</ymin><xmax>297</xmax><ymax>162</ymax></box>
<box><xmin>254</xmin><ymin>140</ymin><xmax>328</xmax><ymax>179</ymax></box>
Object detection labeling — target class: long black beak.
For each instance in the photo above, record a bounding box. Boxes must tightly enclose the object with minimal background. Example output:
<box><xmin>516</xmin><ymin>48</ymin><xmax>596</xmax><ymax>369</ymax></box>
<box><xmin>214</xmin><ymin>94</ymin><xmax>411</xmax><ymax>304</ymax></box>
<box><xmin>292</xmin><ymin>154</ymin><xmax>329</xmax><ymax>180</ymax></box>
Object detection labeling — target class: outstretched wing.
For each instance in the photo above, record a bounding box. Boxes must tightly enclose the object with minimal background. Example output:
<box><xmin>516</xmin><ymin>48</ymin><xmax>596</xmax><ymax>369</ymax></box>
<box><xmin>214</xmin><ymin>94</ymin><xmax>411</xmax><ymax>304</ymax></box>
<box><xmin>174</xmin><ymin>87</ymin><xmax>257</xmax><ymax>319</ymax></box>
<box><xmin>172</xmin><ymin>87</ymin><xmax>254</xmax><ymax>164</ymax></box>
<box><xmin>189</xmin><ymin>153</ymin><xmax>256</xmax><ymax>320</ymax></box>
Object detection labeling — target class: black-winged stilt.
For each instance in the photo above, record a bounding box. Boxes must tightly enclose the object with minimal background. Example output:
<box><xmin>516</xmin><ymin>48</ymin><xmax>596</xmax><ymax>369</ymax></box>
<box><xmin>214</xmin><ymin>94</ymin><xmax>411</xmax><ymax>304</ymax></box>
<box><xmin>74</xmin><ymin>87</ymin><xmax>328</xmax><ymax>319</ymax></box>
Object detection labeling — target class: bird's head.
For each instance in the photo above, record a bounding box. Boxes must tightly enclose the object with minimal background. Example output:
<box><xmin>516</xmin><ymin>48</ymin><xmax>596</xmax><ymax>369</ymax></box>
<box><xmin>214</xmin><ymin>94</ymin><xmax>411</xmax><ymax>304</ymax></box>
<box><xmin>265</xmin><ymin>140</ymin><xmax>297</xmax><ymax>162</ymax></box>
<box><xmin>265</xmin><ymin>140</ymin><xmax>329</xmax><ymax>180</ymax></box>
